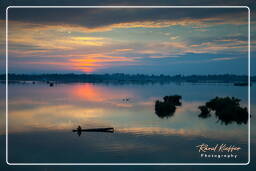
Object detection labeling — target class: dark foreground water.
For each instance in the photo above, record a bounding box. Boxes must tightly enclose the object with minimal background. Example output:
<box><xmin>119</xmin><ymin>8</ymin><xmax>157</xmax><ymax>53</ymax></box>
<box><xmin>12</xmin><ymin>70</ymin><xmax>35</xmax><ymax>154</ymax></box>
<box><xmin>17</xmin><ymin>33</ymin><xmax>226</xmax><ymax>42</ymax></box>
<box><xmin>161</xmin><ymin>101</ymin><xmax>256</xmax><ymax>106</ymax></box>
<box><xmin>0</xmin><ymin>82</ymin><xmax>255</xmax><ymax>166</ymax></box>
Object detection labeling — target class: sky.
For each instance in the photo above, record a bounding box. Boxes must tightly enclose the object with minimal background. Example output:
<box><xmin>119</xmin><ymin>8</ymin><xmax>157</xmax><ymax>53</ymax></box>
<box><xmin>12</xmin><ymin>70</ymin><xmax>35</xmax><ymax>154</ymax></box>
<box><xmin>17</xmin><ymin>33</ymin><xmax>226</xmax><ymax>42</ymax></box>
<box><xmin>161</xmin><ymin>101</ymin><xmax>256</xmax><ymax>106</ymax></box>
<box><xmin>1</xmin><ymin>4</ymin><xmax>255</xmax><ymax>75</ymax></box>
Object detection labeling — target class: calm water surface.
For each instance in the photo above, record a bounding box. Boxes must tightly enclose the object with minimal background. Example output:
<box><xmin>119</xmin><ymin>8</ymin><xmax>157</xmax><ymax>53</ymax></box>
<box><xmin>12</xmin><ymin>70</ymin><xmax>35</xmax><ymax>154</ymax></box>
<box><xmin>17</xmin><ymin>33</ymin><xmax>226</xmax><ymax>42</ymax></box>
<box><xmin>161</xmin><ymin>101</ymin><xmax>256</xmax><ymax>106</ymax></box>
<box><xmin>1</xmin><ymin>82</ymin><xmax>254</xmax><ymax>163</ymax></box>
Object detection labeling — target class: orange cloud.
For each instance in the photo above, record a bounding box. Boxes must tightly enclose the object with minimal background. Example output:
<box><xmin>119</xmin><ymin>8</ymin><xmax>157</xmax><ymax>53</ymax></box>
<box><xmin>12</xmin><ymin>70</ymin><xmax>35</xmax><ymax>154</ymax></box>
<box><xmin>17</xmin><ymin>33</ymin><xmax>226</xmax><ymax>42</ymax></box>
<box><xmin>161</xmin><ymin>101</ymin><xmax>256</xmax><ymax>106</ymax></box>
<box><xmin>74</xmin><ymin>66</ymin><xmax>97</xmax><ymax>73</ymax></box>
<box><xmin>12</xmin><ymin>52</ymin><xmax>139</xmax><ymax>73</ymax></box>
<box><xmin>71</xmin><ymin>37</ymin><xmax>105</xmax><ymax>41</ymax></box>
<box><xmin>113</xmin><ymin>48</ymin><xmax>133</xmax><ymax>52</ymax></box>
<box><xmin>7</xmin><ymin>21</ymin><xmax>108</xmax><ymax>51</ymax></box>
<box><xmin>68</xmin><ymin>53</ymin><xmax>138</xmax><ymax>72</ymax></box>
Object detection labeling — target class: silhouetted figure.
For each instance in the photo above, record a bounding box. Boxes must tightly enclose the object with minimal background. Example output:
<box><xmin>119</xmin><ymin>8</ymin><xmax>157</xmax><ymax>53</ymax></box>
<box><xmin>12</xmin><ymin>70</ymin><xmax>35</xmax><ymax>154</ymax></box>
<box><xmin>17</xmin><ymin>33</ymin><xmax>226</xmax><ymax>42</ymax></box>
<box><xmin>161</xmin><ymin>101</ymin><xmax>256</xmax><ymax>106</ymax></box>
<box><xmin>49</xmin><ymin>82</ymin><xmax>54</xmax><ymax>87</ymax></box>
<box><xmin>77</xmin><ymin>125</ymin><xmax>82</xmax><ymax>131</ymax></box>
<box><xmin>155</xmin><ymin>95</ymin><xmax>182</xmax><ymax>118</ymax></box>
<box><xmin>198</xmin><ymin>96</ymin><xmax>249</xmax><ymax>125</ymax></box>
<box><xmin>77</xmin><ymin>125</ymin><xmax>82</xmax><ymax>136</ymax></box>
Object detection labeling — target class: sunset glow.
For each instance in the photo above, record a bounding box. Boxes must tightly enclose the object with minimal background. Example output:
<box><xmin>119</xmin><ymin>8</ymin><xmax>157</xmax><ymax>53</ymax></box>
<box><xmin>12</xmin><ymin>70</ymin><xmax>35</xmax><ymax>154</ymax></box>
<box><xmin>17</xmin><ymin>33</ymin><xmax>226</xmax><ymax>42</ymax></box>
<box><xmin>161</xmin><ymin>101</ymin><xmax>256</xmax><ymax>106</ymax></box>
<box><xmin>72</xmin><ymin>84</ymin><xmax>133</xmax><ymax>102</ymax></box>
<box><xmin>4</xmin><ymin>8</ymin><xmax>252</xmax><ymax>74</ymax></box>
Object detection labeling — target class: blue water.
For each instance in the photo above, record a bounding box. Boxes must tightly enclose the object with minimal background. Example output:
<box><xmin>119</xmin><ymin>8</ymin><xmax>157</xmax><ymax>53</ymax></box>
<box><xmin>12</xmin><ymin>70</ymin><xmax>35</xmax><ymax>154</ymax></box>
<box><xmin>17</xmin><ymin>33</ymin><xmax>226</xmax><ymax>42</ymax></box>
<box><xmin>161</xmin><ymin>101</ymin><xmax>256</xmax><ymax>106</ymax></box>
<box><xmin>0</xmin><ymin>82</ymin><xmax>255</xmax><ymax>169</ymax></box>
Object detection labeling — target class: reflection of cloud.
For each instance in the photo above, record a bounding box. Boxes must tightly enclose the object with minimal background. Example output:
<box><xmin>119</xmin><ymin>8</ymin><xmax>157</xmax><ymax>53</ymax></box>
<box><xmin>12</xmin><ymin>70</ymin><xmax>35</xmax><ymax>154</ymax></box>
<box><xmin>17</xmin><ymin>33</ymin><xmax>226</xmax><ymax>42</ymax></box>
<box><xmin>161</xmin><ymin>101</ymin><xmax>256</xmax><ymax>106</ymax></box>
<box><xmin>137</xmin><ymin>101</ymin><xmax>154</xmax><ymax>107</ymax></box>
<box><xmin>175</xmin><ymin>101</ymin><xmax>202</xmax><ymax>114</ymax></box>
<box><xmin>8</xmin><ymin>104</ymin><xmax>108</xmax><ymax>134</ymax></box>
<box><xmin>113</xmin><ymin>48</ymin><xmax>133</xmax><ymax>52</ymax></box>
<box><xmin>119</xmin><ymin>127</ymin><xmax>197</xmax><ymax>136</ymax></box>
<box><xmin>73</xmin><ymin>84</ymin><xmax>106</xmax><ymax>102</ymax></box>
<box><xmin>6</xmin><ymin>101</ymin><xmax>248</xmax><ymax>143</ymax></box>
<box><xmin>4</xmin><ymin>86</ymin><xmax>249</xmax><ymax>144</ymax></box>
<box><xmin>114</xmin><ymin>103</ymin><xmax>134</xmax><ymax>108</ymax></box>
<box><xmin>211</xmin><ymin>57</ymin><xmax>237</xmax><ymax>61</ymax></box>
<box><xmin>72</xmin><ymin>84</ymin><xmax>134</xmax><ymax>102</ymax></box>
<box><xmin>9</xmin><ymin>99</ymin><xmax>49</xmax><ymax>105</ymax></box>
<box><xmin>118</xmin><ymin>127</ymin><xmax>247</xmax><ymax>142</ymax></box>
<box><xmin>170</xmin><ymin>36</ymin><xmax>179</xmax><ymax>40</ymax></box>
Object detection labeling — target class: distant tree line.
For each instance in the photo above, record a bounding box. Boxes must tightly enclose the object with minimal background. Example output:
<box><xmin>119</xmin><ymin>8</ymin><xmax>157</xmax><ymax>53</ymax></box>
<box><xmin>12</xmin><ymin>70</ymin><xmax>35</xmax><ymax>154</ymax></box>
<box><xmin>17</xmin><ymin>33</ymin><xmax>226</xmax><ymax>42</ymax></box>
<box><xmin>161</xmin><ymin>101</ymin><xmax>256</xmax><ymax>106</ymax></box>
<box><xmin>0</xmin><ymin>73</ymin><xmax>255</xmax><ymax>84</ymax></box>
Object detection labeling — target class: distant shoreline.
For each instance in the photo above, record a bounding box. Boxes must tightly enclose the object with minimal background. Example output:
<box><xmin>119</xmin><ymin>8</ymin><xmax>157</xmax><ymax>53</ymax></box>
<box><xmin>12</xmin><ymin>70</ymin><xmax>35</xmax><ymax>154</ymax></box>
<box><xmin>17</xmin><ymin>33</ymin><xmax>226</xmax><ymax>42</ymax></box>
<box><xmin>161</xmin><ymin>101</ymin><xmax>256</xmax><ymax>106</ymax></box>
<box><xmin>0</xmin><ymin>73</ymin><xmax>255</xmax><ymax>85</ymax></box>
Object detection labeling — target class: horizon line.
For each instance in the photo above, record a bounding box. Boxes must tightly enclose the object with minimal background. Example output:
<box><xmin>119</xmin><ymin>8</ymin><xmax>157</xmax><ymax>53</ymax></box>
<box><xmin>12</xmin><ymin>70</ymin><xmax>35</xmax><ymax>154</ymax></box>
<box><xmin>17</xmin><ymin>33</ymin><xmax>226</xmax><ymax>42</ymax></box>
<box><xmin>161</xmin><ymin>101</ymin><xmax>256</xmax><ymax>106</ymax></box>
<box><xmin>1</xmin><ymin>73</ymin><xmax>254</xmax><ymax>76</ymax></box>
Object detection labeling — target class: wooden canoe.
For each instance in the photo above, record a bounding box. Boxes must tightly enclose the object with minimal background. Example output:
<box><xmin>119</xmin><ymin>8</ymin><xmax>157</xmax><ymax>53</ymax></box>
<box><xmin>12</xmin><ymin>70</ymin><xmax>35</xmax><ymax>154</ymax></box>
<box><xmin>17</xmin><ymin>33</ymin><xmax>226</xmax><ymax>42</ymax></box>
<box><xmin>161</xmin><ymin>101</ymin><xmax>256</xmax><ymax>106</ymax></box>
<box><xmin>72</xmin><ymin>127</ymin><xmax>114</xmax><ymax>133</ymax></box>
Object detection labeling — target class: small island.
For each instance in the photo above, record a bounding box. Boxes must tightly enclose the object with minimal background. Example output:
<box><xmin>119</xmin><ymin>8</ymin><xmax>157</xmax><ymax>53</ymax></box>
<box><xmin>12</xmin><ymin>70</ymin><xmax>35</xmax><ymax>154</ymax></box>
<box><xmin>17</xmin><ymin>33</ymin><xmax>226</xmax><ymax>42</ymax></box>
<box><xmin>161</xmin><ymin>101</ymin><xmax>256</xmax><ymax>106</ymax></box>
<box><xmin>198</xmin><ymin>96</ymin><xmax>249</xmax><ymax>125</ymax></box>
<box><xmin>155</xmin><ymin>95</ymin><xmax>182</xmax><ymax>118</ymax></box>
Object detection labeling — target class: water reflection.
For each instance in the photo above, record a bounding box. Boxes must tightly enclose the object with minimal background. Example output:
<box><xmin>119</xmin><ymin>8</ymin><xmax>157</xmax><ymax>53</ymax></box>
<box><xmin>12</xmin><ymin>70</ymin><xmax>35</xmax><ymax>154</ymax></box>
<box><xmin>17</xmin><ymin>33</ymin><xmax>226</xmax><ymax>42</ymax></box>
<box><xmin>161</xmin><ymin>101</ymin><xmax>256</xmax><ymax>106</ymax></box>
<box><xmin>5</xmin><ymin>83</ymin><xmax>250</xmax><ymax>163</ymax></box>
<box><xmin>198</xmin><ymin>96</ymin><xmax>249</xmax><ymax>125</ymax></box>
<box><xmin>155</xmin><ymin>95</ymin><xmax>182</xmax><ymax>118</ymax></box>
<box><xmin>73</xmin><ymin>84</ymin><xmax>134</xmax><ymax>103</ymax></box>
<box><xmin>7</xmin><ymin>83</ymin><xmax>249</xmax><ymax>138</ymax></box>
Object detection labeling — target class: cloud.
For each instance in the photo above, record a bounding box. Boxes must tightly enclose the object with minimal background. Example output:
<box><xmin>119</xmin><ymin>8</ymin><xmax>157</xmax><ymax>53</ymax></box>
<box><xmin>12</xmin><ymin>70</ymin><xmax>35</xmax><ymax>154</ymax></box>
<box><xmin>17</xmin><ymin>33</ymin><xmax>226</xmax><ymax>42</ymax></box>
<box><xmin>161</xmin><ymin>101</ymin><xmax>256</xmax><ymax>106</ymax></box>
<box><xmin>134</xmin><ymin>38</ymin><xmax>249</xmax><ymax>59</ymax></box>
<box><xmin>170</xmin><ymin>36</ymin><xmax>179</xmax><ymax>40</ymax></box>
<box><xmin>3</xmin><ymin>6</ymin><xmax>252</xmax><ymax>74</ymax></box>
<box><xmin>7</xmin><ymin>25</ymin><xmax>250</xmax><ymax>73</ymax></box>
<box><xmin>113</xmin><ymin>48</ymin><xmax>133</xmax><ymax>52</ymax></box>
<box><xmin>11</xmin><ymin>52</ymin><xmax>140</xmax><ymax>73</ymax></box>
<box><xmin>7</xmin><ymin>21</ymin><xmax>109</xmax><ymax>51</ymax></box>
<box><xmin>189</xmin><ymin>39</ymin><xmax>249</xmax><ymax>53</ymax></box>
<box><xmin>6</xmin><ymin>7</ymin><xmax>248</xmax><ymax>29</ymax></box>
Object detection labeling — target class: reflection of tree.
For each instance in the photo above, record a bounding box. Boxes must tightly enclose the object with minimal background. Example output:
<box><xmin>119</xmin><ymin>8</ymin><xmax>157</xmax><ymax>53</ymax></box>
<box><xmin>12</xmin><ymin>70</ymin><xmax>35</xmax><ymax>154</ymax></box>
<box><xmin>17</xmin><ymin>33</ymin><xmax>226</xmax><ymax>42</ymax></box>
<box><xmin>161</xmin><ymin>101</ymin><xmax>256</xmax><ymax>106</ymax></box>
<box><xmin>198</xmin><ymin>96</ymin><xmax>249</xmax><ymax>125</ymax></box>
<box><xmin>163</xmin><ymin>95</ymin><xmax>182</xmax><ymax>106</ymax></box>
<box><xmin>155</xmin><ymin>95</ymin><xmax>182</xmax><ymax>118</ymax></box>
<box><xmin>198</xmin><ymin>105</ymin><xmax>211</xmax><ymax>118</ymax></box>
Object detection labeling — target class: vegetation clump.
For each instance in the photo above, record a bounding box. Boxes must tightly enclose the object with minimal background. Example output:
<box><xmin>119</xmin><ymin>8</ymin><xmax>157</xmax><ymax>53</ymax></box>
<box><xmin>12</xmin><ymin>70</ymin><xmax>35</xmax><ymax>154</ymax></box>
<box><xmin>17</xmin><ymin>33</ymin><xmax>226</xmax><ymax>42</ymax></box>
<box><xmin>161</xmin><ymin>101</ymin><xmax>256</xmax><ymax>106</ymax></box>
<box><xmin>198</xmin><ymin>96</ymin><xmax>249</xmax><ymax>125</ymax></box>
<box><xmin>155</xmin><ymin>95</ymin><xmax>182</xmax><ymax>118</ymax></box>
<box><xmin>198</xmin><ymin>105</ymin><xmax>211</xmax><ymax>118</ymax></box>
<box><xmin>163</xmin><ymin>95</ymin><xmax>182</xmax><ymax>106</ymax></box>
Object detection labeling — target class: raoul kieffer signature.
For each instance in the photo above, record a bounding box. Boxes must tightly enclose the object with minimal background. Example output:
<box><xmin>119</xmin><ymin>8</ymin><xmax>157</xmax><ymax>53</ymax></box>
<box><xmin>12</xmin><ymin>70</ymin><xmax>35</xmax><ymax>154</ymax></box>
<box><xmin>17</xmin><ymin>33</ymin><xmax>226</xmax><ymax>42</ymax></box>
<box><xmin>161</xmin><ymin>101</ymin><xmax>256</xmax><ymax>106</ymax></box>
<box><xmin>196</xmin><ymin>143</ymin><xmax>241</xmax><ymax>153</ymax></box>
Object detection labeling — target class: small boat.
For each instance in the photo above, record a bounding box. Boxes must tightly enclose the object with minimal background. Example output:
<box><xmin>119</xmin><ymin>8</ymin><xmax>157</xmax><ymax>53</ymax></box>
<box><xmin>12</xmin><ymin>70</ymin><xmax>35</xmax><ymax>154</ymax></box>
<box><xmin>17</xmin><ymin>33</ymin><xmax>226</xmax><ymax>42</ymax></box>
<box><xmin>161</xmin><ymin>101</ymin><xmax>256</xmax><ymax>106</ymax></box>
<box><xmin>72</xmin><ymin>127</ymin><xmax>114</xmax><ymax>133</ymax></box>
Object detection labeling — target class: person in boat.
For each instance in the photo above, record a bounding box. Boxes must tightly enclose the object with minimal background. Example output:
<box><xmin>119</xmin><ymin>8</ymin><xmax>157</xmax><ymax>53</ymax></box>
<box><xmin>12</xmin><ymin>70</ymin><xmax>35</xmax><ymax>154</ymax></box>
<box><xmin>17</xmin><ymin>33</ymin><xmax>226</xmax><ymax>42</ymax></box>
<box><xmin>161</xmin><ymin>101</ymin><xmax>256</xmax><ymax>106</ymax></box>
<box><xmin>77</xmin><ymin>125</ymin><xmax>82</xmax><ymax>131</ymax></box>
